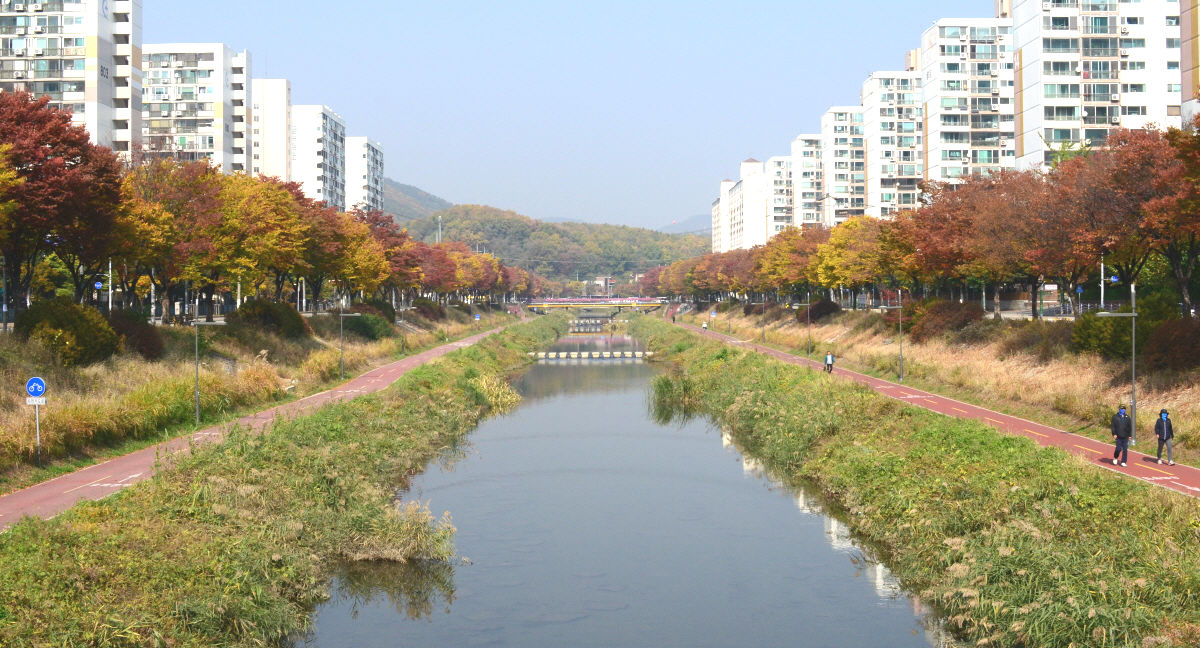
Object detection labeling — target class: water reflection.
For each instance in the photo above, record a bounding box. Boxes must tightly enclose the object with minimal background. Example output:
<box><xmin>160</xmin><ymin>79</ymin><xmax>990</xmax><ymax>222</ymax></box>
<box><xmin>325</xmin><ymin>560</ymin><xmax>457</xmax><ymax>622</ymax></box>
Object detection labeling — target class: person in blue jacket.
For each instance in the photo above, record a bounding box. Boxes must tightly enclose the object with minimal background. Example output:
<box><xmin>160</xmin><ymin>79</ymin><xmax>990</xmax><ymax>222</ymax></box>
<box><xmin>1155</xmin><ymin>408</ymin><xmax>1175</xmax><ymax>466</ymax></box>
<box><xmin>1111</xmin><ymin>405</ymin><xmax>1132</xmax><ymax>467</ymax></box>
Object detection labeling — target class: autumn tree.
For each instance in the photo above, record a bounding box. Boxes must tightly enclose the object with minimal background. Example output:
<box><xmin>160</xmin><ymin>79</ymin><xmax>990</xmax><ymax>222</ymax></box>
<box><xmin>1153</xmin><ymin>117</ymin><xmax>1200</xmax><ymax>316</ymax></box>
<box><xmin>814</xmin><ymin>216</ymin><xmax>890</xmax><ymax>308</ymax></box>
<box><xmin>0</xmin><ymin>92</ymin><xmax>115</xmax><ymax>304</ymax></box>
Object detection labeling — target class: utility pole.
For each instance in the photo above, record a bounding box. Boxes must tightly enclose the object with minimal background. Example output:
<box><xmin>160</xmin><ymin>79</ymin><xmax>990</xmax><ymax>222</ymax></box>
<box><xmin>107</xmin><ymin>258</ymin><xmax>113</xmax><ymax>313</ymax></box>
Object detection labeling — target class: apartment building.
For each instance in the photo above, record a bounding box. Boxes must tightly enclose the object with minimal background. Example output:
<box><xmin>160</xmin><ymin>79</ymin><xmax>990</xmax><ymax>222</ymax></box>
<box><xmin>141</xmin><ymin>43</ymin><xmax>250</xmax><ymax>172</ymax></box>
<box><xmin>820</xmin><ymin>106</ymin><xmax>867</xmax><ymax>227</ymax></box>
<box><xmin>790</xmin><ymin>134</ymin><xmax>825</xmax><ymax>226</ymax></box>
<box><xmin>249</xmin><ymin>78</ymin><xmax>290</xmax><ymax>179</ymax></box>
<box><xmin>861</xmin><ymin>71</ymin><xmax>924</xmax><ymax>217</ymax></box>
<box><xmin>1183</xmin><ymin>0</ymin><xmax>1199</xmax><ymax>123</ymax></box>
<box><xmin>290</xmin><ymin>104</ymin><xmax>346</xmax><ymax>210</ymax></box>
<box><xmin>345</xmin><ymin>136</ymin><xmax>384</xmax><ymax>212</ymax></box>
<box><xmin>920</xmin><ymin>18</ymin><xmax>1017</xmax><ymax>183</ymax></box>
<box><xmin>767</xmin><ymin>154</ymin><xmax>793</xmax><ymax>233</ymax></box>
<box><xmin>1014</xmin><ymin>0</ymin><xmax>1183</xmax><ymax>168</ymax></box>
<box><xmin>0</xmin><ymin>0</ymin><xmax>142</xmax><ymax>154</ymax></box>
<box><xmin>711</xmin><ymin>178</ymin><xmax>734</xmax><ymax>253</ymax></box>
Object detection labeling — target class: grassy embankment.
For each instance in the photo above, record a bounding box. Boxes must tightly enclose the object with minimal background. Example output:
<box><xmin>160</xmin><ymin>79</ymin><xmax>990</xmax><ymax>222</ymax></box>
<box><xmin>681</xmin><ymin>306</ymin><xmax>1197</xmax><ymax>465</ymax></box>
<box><xmin>0</xmin><ymin>306</ymin><xmax>515</xmax><ymax>494</ymax></box>
<box><xmin>635</xmin><ymin>316</ymin><xmax>1200</xmax><ymax>648</ymax></box>
<box><xmin>0</xmin><ymin>313</ymin><xmax>566</xmax><ymax>646</ymax></box>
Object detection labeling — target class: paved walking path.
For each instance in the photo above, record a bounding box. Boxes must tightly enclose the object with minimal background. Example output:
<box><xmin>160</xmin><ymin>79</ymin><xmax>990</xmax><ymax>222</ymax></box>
<box><xmin>0</xmin><ymin>327</ymin><xmax>504</xmax><ymax>531</ymax></box>
<box><xmin>683</xmin><ymin>323</ymin><xmax>1200</xmax><ymax>500</ymax></box>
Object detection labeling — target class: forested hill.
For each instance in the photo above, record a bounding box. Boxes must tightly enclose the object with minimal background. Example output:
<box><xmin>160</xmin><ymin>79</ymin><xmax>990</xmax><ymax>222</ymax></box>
<box><xmin>382</xmin><ymin>178</ymin><xmax>454</xmax><ymax>223</ymax></box>
<box><xmin>404</xmin><ymin>205</ymin><xmax>710</xmax><ymax>281</ymax></box>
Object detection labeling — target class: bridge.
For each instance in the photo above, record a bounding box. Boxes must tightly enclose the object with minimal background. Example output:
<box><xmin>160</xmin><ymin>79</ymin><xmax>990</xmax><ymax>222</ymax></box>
<box><xmin>527</xmin><ymin>297</ymin><xmax>666</xmax><ymax>311</ymax></box>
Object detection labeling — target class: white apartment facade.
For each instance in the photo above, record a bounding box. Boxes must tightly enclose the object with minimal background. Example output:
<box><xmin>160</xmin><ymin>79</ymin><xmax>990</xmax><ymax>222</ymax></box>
<box><xmin>345</xmin><ymin>136</ymin><xmax>384</xmax><ymax>212</ymax></box>
<box><xmin>141</xmin><ymin>43</ymin><xmax>250</xmax><ymax>172</ymax></box>
<box><xmin>767</xmin><ymin>154</ymin><xmax>793</xmax><ymax>233</ymax></box>
<box><xmin>790</xmin><ymin>134</ymin><xmax>824</xmax><ymax>226</ymax></box>
<box><xmin>861</xmin><ymin>71</ymin><xmax>924</xmax><ymax>217</ymax></box>
<box><xmin>0</xmin><ymin>0</ymin><xmax>142</xmax><ymax>154</ymax></box>
<box><xmin>291</xmin><ymin>104</ymin><xmax>346</xmax><ymax>210</ymax></box>
<box><xmin>711</xmin><ymin>178</ymin><xmax>734</xmax><ymax>253</ymax></box>
<box><xmin>920</xmin><ymin>18</ymin><xmax>1017</xmax><ymax>183</ymax></box>
<box><xmin>250</xmin><ymin>77</ymin><xmax>290</xmax><ymax>180</ymax></box>
<box><xmin>820</xmin><ymin>105</ymin><xmax>866</xmax><ymax>227</ymax></box>
<box><xmin>1014</xmin><ymin>0</ymin><xmax>1183</xmax><ymax>168</ymax></box>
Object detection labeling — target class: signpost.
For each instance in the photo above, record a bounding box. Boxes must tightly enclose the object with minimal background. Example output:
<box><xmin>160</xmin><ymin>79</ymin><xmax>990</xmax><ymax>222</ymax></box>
<box><xmin>26</xmin><ymin>377</ymin><xmax>45</xmax><ymax>467</ymax></box>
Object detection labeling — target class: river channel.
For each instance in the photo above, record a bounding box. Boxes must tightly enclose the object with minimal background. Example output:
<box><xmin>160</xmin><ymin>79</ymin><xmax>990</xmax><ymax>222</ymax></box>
<box><xmin>298</xmin><ymin>334</ymin><xmax>948</xmax><ymax>647</ymax></box>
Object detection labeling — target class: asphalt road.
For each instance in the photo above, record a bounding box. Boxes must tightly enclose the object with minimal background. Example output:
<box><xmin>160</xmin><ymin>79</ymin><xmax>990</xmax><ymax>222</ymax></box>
<box><xmin>684</xmin><ymin>322</ymin><xmax>1200</xmax><ymax>500</ymax></box>
<box><xmin>0</xmin><ymin>327</ymin><xmax>504</xmax><ymax>532</ymax></box>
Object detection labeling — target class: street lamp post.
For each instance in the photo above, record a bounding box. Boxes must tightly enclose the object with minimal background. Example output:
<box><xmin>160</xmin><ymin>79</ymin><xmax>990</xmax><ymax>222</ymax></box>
<box><xmin>882</xmin><ymin>288</ymin><xmax>905</xmax><ymax>382</ymax></box>
<box><xmin>339</xmin><ymin>312</ymin><xmax>362</xmax><ymax>380</ymax></box>
<box><xmin>193</xmin><ymin>320</ymin><xmax>226</xmax><ymax>425</ymax></box>
<box><xmin>794</xmin><ymin>295</ymin><xmax>813</xmax><ymax>357</ymax></box>
<box><xmin>1096</xmin><ymin>281</ymin><xmax>1137</xmax><ymax>444</ymax></box>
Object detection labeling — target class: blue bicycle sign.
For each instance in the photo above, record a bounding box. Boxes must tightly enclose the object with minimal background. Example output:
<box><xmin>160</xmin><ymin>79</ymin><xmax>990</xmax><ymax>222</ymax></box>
<box><xmin>26</xmin><ymin>377</ymin><xmax>46</xmax><ymax>397</ymax></box>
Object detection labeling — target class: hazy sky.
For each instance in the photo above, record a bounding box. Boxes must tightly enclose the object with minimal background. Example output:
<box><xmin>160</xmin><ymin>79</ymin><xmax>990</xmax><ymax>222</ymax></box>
<box><xmin>146</xmin><ymin>1</ymin><xmax>982</xmax><ymax>229</ymax></box>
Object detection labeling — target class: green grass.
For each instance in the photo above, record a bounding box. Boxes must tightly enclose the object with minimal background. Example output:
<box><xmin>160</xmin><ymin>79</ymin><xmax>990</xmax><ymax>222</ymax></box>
<box><xmin>634</xmin><ymin>316</ymin><xmax>1200</xmax><ymax>648</ymax></box>
<box><xmin>0</xmin><ymin>314</ymin><xmax>567</xmax><ymax>647</ymax></box>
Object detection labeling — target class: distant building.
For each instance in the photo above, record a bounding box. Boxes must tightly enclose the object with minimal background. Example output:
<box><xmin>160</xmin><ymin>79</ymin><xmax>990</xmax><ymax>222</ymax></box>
<box><xmin>861</xmin><ymin>70</ymin><xmax>923</xmax><ymax>217</ymax></box>
<box><xmin>820</xmin><ymin>105</ymin><xmax>866</xmax><ymax>227</ymax></box>
<box><xmin>920</xmin><ymin>18</ymin><xmax>1016</xmax><ymax>184</ymax></box>
<box><xmin>790</xmin><ymin>134</ymin><xmax>825</xmax><ymax>226</ymax></box>
<box><xmin>1013</xmin><ymin>0</ymin><xmax>1183</xmax><ymax>168</ymax></box>
<box><xmin>290</xmin><ymin>104</ymin><xmax>346</xmax><ymax>210</ymax></box>
<box><xmin>345</xmin><ymin>136</ymin><xmax>384</xmax><ymax>212</ymax></box>
<box><xmin>141</xmin><ymin>43</ymin><xmax>250</xmax><ymax>172</ymax></box>
<box><xmin>1183</xmin><ymin>0</ymin><xmax>1200</xmax><ymax>124</ymax></box>
<box><xmin>0</xmin><ymin>0</ymin><xmax>143</xmax><ymax>155</ymax></box>
<box><xmin>250</xmin><ymin>78</ymin><xmax>291</xmax><ymax>180</ymax></box>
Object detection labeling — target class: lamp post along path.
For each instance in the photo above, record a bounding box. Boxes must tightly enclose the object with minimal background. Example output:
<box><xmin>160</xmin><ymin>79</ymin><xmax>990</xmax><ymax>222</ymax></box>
<box><xmin>194</xmin><ymin>320</ymin><xmax>226</xmax><ymax>425</ymax></box>
<box><xmin>1096</xmin><ymin>281</ymin><xmax>1137</xmax><ymax>444</ymax></box>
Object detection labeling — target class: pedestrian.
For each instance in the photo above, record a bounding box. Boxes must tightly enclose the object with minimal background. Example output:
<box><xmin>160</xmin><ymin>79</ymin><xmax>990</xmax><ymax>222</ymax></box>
<box><xmin>1155</xmin><ymin>408</ymin><xmax>1175</xmax><ymax>466</ymax></box>
<box><xmin>1111</xmin><ymin>404</ymin><xmax>1132</xmax><ymax>467</ymax></box>
<box><xmin>671</xmin><ymin>314</ymin><xmax>676</xmax><ymax>323</ymax></box>
<box><xmin>824</xmin><ymin>351</ymin><xmax>834</xmax><ymax>373</ymax></box>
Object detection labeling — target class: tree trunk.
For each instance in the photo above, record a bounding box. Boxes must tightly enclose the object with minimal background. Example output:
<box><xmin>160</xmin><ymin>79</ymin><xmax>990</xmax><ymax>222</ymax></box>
<box><xmin>1030</xmin><ymin>280</ymin><xmax>1041</xmax><ymax>321</ymax></box>
<box><xmin>992</xmin><ymin>282</ymin><xmax>1002</xmax><ymax>320</ymax></box>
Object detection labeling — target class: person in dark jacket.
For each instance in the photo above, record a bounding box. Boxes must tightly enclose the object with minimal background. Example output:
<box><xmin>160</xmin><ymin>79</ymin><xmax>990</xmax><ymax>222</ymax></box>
<box><xmin>1155</xmin><ymin>408</ymin><xmax>1175</xmax><ymax>466</ymax></box>
<box><xmin>1111</xmin><ymin>405</ymin><xmax>1132</xmax><ymax>467</ymax></box>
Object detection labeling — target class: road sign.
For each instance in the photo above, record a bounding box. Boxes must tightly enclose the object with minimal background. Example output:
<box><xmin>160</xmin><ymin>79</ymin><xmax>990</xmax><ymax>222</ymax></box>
<box><xmin>94</xmin><ymin>281</ymin><xmax>103</xmax><ymax>290</ymax></box>
<box><xmin>1111</xmin><ymin>275</ymin><xmax>1120</xmax><ymax>284</ymax></box>
<box><xmin>474</xmin><ymin>313</ymin><xmax>480</xmax><ymax>321</ymax></box>
<box><xmin>26</xmin><ymin>397</ymin><xmax>45</xmax><ymax>406</ymax></box>
<box><xmin>1076</xmin><ymin>286</ymin><xmax>1084</xmax><ymax>294</ymax></box>
<box><xmin>25</xmin><ymin>377</ymin><xmax>45</xmax><ymax>397</ymax></box>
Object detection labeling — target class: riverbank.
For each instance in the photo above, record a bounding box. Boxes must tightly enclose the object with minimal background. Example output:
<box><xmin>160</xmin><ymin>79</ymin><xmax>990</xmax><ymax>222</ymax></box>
<box><xmin>0</xmin><ymin>315</ymin><xmax>566</xmax><ymax>646</ymax></box>
<box><xmin>681</xmin><ymin>307</ymin><xmax>1196</xmax><ymax>466</ymax></box>
<box><xmin>634</xmin><ymin>316</ymin><xmax>1200</xmax><ymax>648</ymax></box>
<box><xmin>0</xmin><ymin>307</ymin><xmax>516</xmax><ymax>495</ymax></box>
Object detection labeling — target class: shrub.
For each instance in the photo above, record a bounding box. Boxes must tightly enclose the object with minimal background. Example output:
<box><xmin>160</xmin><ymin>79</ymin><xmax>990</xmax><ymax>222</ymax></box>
<box><xmin>1073</xmin><ymin>292</ymin><xmax>1178</xmax><ymax>359</ymax></box>
<box><xmin>341</xmin><ymin>313</ymin><xmax>396</xmax><ymax>341</ymax></box>
<box><xmin>412</xmin><ymin>297</ymin><xmax>445</xmax><ymax>321</ymax></box>
<box><xmin>796</xmin><ymin>298</ymin><xmax>841</xmax><ymax>323</ymax></box>
<box><xmin>715</xmin><ymin>299</ymin><xmax>741</xmax><ymax>313</ymax></box>
<box><xmin>1143</xmin><ymin>317</ymin><xmax>1200</xmax><ymax>372</ymax></box>
<box><xmin>107</xmin><ymin>308</ymin><xmax>164</xmax><ymax>360</ymax></box>
<box><xmin>909</xmin><ymin>300</ymin><xmax>985</xmax><ymax>343</ymax></box>
<box><xmin>947</xmin><ymin>317</ymin><xmax>1006</xmax><ymax>346</ymax></box>
<box><xmin>14</xmin><ymin>297</ymin><xmax>119</xmax><ymax>366</ymax></box>
<box><xmin>226</xmin><ymin>299</ymin><xmax>311</xmax><ymax>339</ymax></box>
<box><xmin>351</xmin><ymin>298</ymin><xmax>396</xmax><ymax>323</ymax></box>
<box><xmin>999</xmin><ymin>319</ymin><xmax>1073</xmax><ymax>361</ymax></box>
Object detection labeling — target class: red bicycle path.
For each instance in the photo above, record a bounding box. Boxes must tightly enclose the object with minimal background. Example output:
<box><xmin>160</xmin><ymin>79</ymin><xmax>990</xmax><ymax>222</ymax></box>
<box><xmin>681</xmin><ymin>321</ymin><xmax>1200</xmax><ymax>500</ymax></box>
<box><xmin>0</xmin><ymin>327</ymin><xmax>505</xmax><ymax>532</ymax></box>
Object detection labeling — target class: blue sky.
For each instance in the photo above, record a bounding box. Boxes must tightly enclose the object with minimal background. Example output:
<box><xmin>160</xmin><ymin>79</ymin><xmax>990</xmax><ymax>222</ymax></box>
<box><xmin>146</xmin><ymin>1</ymin><xmax>981</xmax><ymax>229</ymax></box>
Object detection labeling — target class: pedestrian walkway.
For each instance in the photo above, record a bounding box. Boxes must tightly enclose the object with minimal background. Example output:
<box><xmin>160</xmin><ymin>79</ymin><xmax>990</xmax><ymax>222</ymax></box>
<box><xmin>684</xmin><ymin>323</ymin><xmax>1200</xmax><ymax>500</ymax></box>
<box><xmin>0</xmin><ymin>327</ymin><xmax>504</xmax><ymax>531</ymax></box>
